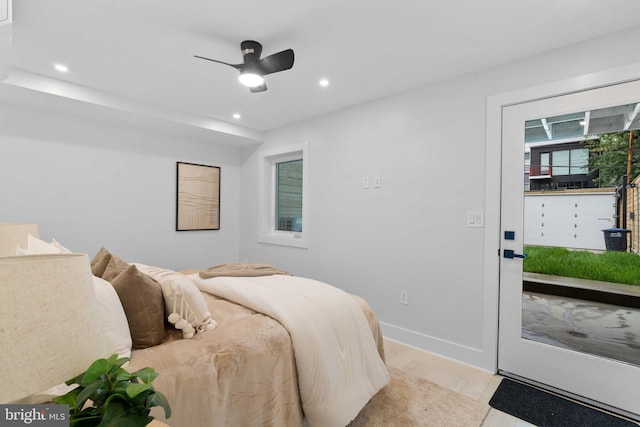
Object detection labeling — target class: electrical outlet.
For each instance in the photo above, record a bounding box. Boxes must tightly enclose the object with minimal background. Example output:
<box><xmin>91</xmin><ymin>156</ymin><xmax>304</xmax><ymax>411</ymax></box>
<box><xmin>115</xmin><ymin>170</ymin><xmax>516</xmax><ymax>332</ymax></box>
<box><xmin>374</xmin><ymin>175</ymin><xmax>382</xmax><ymax>188</ymax></box>
<box><xmin>400</xmin><ymin>290</ymin><xmax>408</xmax><ymax>305</ymax></box>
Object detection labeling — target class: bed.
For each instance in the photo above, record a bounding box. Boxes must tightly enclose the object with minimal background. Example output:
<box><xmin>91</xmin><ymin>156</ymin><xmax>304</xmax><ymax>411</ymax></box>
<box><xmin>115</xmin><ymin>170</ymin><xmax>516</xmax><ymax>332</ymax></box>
<box><xmin>128</xmin><ymin>282</ymin><xmax>387</xmax><ymax>427</ymax></box>
<box><xmin>1</xmin><ymin>226</ymin><xmax>389</xmax><ymax>427</ymax></box>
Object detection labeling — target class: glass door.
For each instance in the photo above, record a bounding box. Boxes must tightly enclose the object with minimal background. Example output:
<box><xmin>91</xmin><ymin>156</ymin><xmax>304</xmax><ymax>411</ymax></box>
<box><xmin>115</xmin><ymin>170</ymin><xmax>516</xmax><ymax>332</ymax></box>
<box><xmin>499</xmin><ymin>79</ymin><xmax>640</xmax><ymax>418</ymax></box>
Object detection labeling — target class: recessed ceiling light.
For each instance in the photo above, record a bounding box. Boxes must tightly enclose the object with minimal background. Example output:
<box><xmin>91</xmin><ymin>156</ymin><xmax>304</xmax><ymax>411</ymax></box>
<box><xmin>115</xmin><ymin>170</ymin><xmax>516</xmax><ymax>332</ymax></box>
<box><xmin>233</xmin><ymin>113</ymin><xmax>241</xmax><ymax>120</ymax></box>
<box><xmin>319</xmin><ymin>78</ymin><xmax>330</xmax><ymax>88</ymax></box>
<box><xmin>54</xmin><ymin>63</ymin><xmax>69</xmax><ymax>73</ymax></box>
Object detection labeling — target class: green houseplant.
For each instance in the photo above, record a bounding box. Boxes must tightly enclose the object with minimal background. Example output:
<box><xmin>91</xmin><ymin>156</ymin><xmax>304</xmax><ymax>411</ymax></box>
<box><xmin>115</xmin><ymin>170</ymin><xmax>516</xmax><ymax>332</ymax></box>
<box><xmin>53</xmin><ymin>354</ymin><xmax>171</xmax><ymax>427</ymax></box>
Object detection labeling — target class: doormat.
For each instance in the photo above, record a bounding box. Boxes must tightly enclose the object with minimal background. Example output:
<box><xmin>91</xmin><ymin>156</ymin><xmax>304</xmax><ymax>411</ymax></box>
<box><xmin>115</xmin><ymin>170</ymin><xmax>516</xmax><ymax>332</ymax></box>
<box><xmin>489</xmin><ymin>378</ymin><xmax>637</xmax><ymax>427</ymax></box>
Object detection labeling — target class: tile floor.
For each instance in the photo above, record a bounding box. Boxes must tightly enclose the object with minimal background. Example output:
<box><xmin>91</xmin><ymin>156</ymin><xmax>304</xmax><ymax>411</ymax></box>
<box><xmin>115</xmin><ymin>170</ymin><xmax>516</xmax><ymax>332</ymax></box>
<box><xmin>385</xmin><ymin>338</ymin><xmax>640</xmax><ymax>426</ymax></box>
<box><xmin>384</xmin><ymin>338</ymin><xmax>537</xmax><ymax>427</ymax></box>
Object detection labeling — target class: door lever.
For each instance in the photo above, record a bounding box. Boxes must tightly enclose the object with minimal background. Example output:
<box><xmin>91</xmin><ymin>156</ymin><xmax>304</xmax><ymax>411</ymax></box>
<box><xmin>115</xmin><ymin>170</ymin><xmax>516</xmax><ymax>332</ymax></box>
<box><xmin>503</xmin><ymin>249</ymin><xmax>528</xmax><ymax>259</ymax></box>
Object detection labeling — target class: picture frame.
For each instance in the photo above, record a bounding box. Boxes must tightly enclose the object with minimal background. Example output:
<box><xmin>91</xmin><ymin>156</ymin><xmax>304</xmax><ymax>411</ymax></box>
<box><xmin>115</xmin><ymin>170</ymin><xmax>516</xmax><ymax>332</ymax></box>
<box><xmin>176</xmin><ymin>162</ymin><xmax>220</xmax><ymax>231</ymax></box>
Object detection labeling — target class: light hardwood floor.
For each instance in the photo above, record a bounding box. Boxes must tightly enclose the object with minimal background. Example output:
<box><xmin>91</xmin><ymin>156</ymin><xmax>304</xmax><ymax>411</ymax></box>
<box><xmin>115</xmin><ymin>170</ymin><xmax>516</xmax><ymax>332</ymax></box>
<box><xmin>384</xmin><ymin>339</ymin><xmax>535</xmax><ymax>427</ymax></box>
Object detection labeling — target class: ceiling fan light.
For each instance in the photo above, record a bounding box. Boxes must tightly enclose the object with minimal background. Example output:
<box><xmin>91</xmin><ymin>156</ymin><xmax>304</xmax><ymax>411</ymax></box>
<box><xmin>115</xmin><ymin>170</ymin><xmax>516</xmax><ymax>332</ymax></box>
<box><xmin>238</xmin><ymin>72</ymin><xmax>264</xmax><ymax>88</ymax></box>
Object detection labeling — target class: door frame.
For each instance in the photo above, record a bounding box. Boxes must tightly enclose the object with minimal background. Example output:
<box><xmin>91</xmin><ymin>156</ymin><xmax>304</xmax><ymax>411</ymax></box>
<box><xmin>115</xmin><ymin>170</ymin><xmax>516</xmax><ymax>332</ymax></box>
<box><xmin>482</xmin><ymin>62</ymin><xmax>640</xmax><ymax>374</ymax></box>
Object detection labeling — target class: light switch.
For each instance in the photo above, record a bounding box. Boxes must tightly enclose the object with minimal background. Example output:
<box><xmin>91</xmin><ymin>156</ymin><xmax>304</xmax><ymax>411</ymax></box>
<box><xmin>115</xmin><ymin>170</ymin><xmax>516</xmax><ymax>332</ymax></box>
<box><xmin>467</xmin><ymin>211</ymin><xmax>484</xmax><ymax>228</ymax></box>
<box><xmin>362</xmin><ymin>176</ymin><xmax>369</xmax><ymax>189</ymax></box>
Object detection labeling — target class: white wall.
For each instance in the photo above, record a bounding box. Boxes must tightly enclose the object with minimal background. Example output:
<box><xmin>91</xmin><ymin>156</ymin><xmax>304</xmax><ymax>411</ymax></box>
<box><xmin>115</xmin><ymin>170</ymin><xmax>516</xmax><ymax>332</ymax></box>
<box><xmin>0</xmin><ymin>101</ymin><xmax>243</xmax><ymax>270</ymax></box>
<box><xmin>239</xmin><ymin>25</ymin><xmax>640</xmax><ymax>370</ymax></box>
<box><xmin>2</xmin><ymin>24</ymin><xmax>639</xmax><ymax>372</ymax></box>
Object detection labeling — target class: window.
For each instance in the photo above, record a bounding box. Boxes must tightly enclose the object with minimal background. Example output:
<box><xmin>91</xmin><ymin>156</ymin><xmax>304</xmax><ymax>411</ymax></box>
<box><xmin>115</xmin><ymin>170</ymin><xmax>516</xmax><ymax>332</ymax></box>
<box><xmin>259</xmin><ymin>142</ymin><xmax>309</xmax><ymax>248</ymax></box>
<box><xmin>540</xmin><ymin>152</ymin><xmax>550</xmax><ymax>175</ymax></box>
<box><xmin>276</xmin><ymin>160</ymin><xmax>303</xmax><ymax>232</ymax></box>
<box><xmin>551</xmin><ymin>148</ymin><xmax>588</xmax><ymax>176</ymax></box>
<box><xmin>552</xmin><ymin>150</ymin><xmax>569</xmax><ymax>175</ymax></box>
<box><xmin>569</xmin><ymin>148</ymin><xmax>588</xmax><ymax>174</ymax></box>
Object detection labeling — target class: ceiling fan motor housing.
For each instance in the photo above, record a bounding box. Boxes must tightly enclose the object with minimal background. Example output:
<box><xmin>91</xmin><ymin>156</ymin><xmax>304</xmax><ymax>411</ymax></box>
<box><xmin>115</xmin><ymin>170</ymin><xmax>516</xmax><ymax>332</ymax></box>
<box><xmin>241</xmin><ymin>40</ymin><xmax>262</xmax><ymax>64</ymax></box>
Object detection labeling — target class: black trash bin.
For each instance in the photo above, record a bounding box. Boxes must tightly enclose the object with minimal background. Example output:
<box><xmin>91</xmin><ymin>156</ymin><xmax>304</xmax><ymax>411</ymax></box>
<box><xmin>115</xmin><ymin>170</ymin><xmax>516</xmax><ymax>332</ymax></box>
<box><xmin>602</xmin><ymin>228</ymin><xmax>630</xmax><ymax>251</ymax></box>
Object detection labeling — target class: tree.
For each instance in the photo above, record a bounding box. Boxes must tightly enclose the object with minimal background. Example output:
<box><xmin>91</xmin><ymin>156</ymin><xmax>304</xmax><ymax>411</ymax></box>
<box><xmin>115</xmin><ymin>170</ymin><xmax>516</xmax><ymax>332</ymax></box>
<box><xmin>583</xmin><ymin>130</ymin><xmax>640</xmax><ymax>187</ymax></box>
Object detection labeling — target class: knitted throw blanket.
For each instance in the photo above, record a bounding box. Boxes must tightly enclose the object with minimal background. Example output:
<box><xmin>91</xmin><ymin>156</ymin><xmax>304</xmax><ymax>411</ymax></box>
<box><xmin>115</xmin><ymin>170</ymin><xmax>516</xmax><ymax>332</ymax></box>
<box><xmin>199</xmin><ymin>262</ymin><xmax>290</xmax><ymax>279</ymax></box>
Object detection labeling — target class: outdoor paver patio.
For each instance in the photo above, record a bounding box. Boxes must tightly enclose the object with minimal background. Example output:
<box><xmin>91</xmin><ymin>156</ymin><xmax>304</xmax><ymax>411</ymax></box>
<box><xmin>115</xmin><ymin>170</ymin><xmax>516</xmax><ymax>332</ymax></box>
<box><xmin>522</xmin><ymin>290</ymin><xmax>640</xmax><ymax>366</ymax></box>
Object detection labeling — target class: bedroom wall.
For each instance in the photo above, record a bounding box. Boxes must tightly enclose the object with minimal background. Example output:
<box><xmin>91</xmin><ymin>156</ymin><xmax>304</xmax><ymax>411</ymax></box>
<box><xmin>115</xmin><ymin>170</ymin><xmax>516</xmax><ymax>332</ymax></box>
<box><xmin>238</xmin><ymin>25</ymin><xmax>640</xmax><ymax>371</ymax></box>
<box><xmin>0</xmin><ymin>101</ymin><xmax>243</xmax><ymax>270</ymax></box>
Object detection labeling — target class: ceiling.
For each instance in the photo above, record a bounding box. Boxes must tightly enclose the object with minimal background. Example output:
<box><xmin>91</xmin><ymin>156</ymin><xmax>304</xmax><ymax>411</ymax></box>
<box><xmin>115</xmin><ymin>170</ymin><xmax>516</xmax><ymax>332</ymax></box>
<box><xmin>4</xmin><ymin>0</ymin><xmax>640</xmax><ymax>143</ymax></box>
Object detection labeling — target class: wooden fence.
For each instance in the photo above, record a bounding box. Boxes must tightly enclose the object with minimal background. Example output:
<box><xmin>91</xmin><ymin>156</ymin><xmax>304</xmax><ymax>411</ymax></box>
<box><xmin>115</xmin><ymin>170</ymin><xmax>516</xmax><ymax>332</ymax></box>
<box><xmin>627</xmin><ymin>175</ymin><xmax>640</xmax><ymax>254</ymax></box>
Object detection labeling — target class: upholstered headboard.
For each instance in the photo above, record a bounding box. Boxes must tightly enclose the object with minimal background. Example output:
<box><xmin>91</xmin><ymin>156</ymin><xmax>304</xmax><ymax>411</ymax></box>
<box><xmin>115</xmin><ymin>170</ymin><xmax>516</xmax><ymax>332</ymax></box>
<box><xmin>0</xmin><ymin>223</ymin><xmax>39</xmax><ymax>257</ymax></box>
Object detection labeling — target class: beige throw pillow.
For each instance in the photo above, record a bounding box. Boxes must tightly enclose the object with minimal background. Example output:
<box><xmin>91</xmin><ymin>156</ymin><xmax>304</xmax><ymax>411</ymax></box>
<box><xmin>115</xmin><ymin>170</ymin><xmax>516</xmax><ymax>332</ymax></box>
<box><xmin>110</xmin><ymin>265</ymin><xmax>165</xmax><ymax>349</ymax></box>
<box><xmin>102</xmin><ymin>254</ymin><xmax>130</xmax><ymax>282</ymax></box>
<box><xmin>91</xmin><ymin>247</ymin><xmax>112</xmax><ymax>277</ymax></box>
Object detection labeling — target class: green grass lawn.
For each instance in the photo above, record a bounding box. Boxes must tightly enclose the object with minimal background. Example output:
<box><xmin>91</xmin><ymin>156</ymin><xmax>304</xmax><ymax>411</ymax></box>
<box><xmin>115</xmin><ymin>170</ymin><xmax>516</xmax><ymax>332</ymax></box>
<box><xmin>523</xmin><ymin>246</ymin><xmax>640</xmax><ymax>286</ymax></box>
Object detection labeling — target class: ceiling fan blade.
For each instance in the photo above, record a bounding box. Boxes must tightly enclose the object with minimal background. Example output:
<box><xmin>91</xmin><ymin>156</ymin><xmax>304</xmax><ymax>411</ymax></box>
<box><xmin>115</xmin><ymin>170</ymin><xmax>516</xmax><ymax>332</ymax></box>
<box><xmin>259</xmin><ymin>49</ymin><xmax>294</xmax><ymax>75</ymax></box>
<box><xmin>250</xmin><ymin>83</ymin><xmax>268</xmax><ymax>93</ymax></box>
<box><xmin>194</xmin><ymin>55</ymin><xmax>244</xmax><ymax>71</ymax></box>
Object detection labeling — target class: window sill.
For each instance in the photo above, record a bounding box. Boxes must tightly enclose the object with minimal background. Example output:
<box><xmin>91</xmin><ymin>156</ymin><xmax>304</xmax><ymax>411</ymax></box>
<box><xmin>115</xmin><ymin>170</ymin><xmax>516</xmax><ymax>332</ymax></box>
<box><xmin>259</xmin><ymin>233</ymin><xmax>308</xmax><ymax>248</ymax></box>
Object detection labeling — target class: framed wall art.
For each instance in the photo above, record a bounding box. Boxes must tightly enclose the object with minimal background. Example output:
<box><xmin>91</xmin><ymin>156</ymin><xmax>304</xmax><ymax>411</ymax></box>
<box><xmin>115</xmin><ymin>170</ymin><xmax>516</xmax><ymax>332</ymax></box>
<box><xmin>176</xmin><ymin>162</ymin><xmax>220</xmax><ymax>231</ymax></box>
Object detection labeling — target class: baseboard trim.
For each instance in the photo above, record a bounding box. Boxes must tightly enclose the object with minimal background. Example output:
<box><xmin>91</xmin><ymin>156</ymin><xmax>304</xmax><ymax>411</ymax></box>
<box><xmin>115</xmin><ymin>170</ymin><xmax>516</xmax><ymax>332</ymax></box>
<box><xmin>380</xmin><ymin>321</ymin><xmax>495</xmax><ymax>373</ymax></box>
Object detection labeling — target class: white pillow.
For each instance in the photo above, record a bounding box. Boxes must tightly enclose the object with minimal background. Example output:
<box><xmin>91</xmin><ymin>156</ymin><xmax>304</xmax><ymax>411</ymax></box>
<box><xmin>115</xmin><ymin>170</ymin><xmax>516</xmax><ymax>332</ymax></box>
<box><xmin>15</xmin><ymin>234</ymin><xmax>62</xmax><ymax>255</ymax></box>
<box><xmin>50</xmin><ymin>238</ymin><xmax>73</xmax><ymax>254</ymax></box>
<box><xmin>92</xmin><ymin>275</ymin><xmax>132</xmax><ymax>359</ymax></box>
<box><xmin>134</xmin><ymin>263</ymin><xmax>217</xmax><ymax>338</ymax></box>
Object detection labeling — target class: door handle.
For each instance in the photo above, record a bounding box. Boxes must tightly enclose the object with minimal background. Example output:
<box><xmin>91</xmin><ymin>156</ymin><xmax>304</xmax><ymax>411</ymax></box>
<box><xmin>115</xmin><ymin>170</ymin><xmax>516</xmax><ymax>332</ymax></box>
<box><xmin>503</xmin><ymin>249</ymin><xmax>528</xmax><ymax>259</ymax></box>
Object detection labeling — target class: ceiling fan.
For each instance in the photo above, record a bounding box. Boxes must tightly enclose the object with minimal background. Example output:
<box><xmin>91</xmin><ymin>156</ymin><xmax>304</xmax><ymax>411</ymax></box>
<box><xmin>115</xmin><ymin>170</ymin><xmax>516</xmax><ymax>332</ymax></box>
<box><xmin>194</xmin><ymin>40</ymin><xmax>294</xmax><ymax>93</ymax></box>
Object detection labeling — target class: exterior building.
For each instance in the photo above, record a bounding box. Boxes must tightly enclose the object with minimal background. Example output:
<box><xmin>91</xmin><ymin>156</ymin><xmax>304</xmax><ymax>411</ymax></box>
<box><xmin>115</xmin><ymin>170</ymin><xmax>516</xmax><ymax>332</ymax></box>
<box><xmin>528</xmin><ymin>140</ymin><xmax>597</xmax><ymax>190</ymax></box>
<box><xmin>524</xmin><ymin>111</ymin><xmax>597</xmax><ymax>191</ymax></box>
<box><xmin>523</xmin><ymin>103</ymin><xmax>639</xmax><ymax>191</ymax></box>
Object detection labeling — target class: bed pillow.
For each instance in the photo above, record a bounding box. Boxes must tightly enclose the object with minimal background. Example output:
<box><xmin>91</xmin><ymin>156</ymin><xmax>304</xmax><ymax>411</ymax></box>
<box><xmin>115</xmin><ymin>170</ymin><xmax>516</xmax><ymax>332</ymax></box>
<box><xmin>134</xmin><ymin>263</ymin><xmax>217</xmax><ymax>339</ymax></box>
<box><xmin>92</xmin><ymin>275</ymin><xmax>132</xmax><ymax>358</ymax></box>
<box><xmin>50</xmin><ymin>238</ymin><xmax>73</xmax><ymax>254</ymax></box>
<box><xmin>15</xmin><ymin>234</ymin><xmax>62</xmax><ymax>255</ymax></box>
<box><xmin>101</xmin><ymin>254</ymin><xmax>130</xmax><ymax>282</ymax></box>
<box><xmin>110</xmin><ymin>265</ymin><xmax>165</xmax><ymax>349</ymax></box>
<box><xmin>91</xmin><ymin>247</ymin><xmax>112</xmax><ymax>277</ymax></box>
<box><xmin>16</xmin><ymin>235</ymin><xmax>75</xmax><ymax>256</ymax></box>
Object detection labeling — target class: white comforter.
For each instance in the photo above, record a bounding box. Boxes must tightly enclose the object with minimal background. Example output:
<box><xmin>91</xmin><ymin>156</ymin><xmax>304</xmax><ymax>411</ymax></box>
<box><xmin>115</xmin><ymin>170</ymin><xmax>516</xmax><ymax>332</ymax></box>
<box><xmin>189</xmin><ymin>273</ymin><xmax>389</xmax><ymax>427</ymax></box>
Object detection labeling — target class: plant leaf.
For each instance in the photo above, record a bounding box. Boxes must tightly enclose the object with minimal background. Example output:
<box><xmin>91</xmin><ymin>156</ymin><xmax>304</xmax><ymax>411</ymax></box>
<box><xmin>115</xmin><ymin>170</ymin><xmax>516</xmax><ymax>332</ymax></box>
<box><xmin>130</xmin><ymin>367</ymin><xmax>158</xmax><ymax>384</ymax></box>
<box><xmin>105</xmin><ymin>354</ymin><xmax>119</xmax><ymax>365</ymax></box>
<box><xmin>99</xmin><ymin>400</ymin><xmax>149</xmax><ymax>427</ymax></box>
<box><xmin>148</xmin><ymin>391</ymin><xmax>172</xmax><ymax>418</ymax></box>
<box><xmin>53</xmin><ymin>387</ymin><xmax>81</xmax><ymax>411</ymax></box>
<box><xmin>115</xmin><ymin>370</ymin><xmax>133</xmax><ymax>383</ymax></box>
<box><xmin>111</xmin><ymin>356</ymin><xmax>130</xmax><ymax>370</ymax></box>
<box><xmin>125</xmin><ymin>383</ymin><xmax>152</xmax><ymax>398</ymax></box>
<box><xmin>75</xmin><ymin>380</ymin><xmax>103</xmax><ymax>412</ymax></box>
<box><xmin>81</xmin><ymin>359</ymin><xmax>110</xmax><ymax>385</ymax></box>
<box><xmin>65</xmin><ymin>372</ymin><xmax>86</xmax><ymax>387</ymax></box>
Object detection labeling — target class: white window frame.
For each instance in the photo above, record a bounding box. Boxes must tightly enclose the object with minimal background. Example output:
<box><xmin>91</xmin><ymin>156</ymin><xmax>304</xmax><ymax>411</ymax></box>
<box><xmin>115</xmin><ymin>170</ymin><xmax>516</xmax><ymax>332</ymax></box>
<box><xmin>258</xmin><ymin>142</ymin><xmax>309</xmax><ymax>248</ymax></box>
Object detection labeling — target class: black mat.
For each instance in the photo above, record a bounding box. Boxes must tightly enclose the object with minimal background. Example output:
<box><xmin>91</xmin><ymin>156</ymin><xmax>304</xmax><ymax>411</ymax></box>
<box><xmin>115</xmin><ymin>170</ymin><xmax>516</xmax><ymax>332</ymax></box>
<box><xmin>489</xmin><ymin>378</ymin><xmax>637</xmax><ymax>427</ymax></box>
